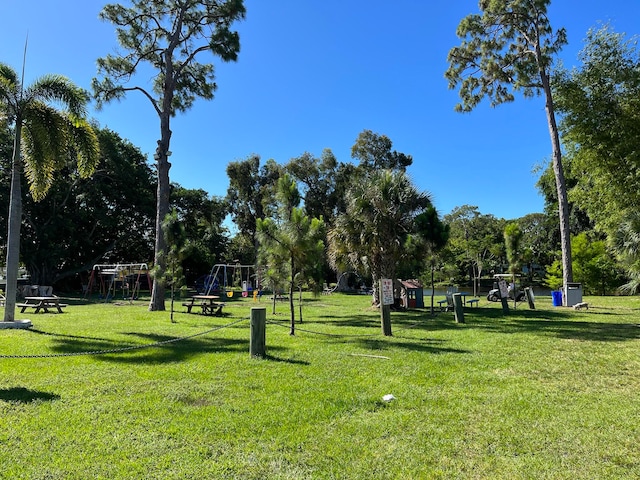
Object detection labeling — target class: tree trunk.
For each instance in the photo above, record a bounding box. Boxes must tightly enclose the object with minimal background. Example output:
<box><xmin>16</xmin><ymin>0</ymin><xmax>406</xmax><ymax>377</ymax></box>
<box><xmin>335</xmin><ymin>270</ymin><xmax>350</xmax><ymax>292</ymax></box>
<box><xmin>371</xmin><ymin>274</ymin><xmax>380</xmax><ymax>306</ymax></box>
<box><xmin>430</xmin><ymin>261</ymin><xmax>435</xmax><ymax>316</ymax></box>
<box><xmin>289</xmin><ymin>257</ymin><xmax>295</xmax><ymax>335</ymax></box>
<box><xmin>149</xmin><ymin>113</ymin><xmax>172</xmax><ymax>311</ymax></box>
<box><xmin>540</xmin><ymin>69</ymin><xmax>573</xmax><ymax>286</ymax></box>
<box><xmin>170</xmin><ymin>284</ymin><xmax>175</xmax><ymax>323</ymax></box>
<box><xmin>3</xmin><ymin>121</ymin><xmax>23</xmax><ymax>322</ymax></box>
<box><xmin>272</xmin><ymin>284</ymin><xmax>277</xmax><ymax>314</ymax></box>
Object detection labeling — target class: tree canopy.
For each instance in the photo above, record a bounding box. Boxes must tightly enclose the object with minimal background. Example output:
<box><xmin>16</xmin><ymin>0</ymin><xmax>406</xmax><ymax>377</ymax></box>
<box><xmin>554</xmin><ymin>25</ymin><xmax>640</xmax><ymax>231</ymax></box>
<box><xmin>351</xmin><ymin>130</ymin><xmax>412</xmax><ymax>172</ymax></box>
<box><xmin>443</xmin><ymin>205</ymin><xmax>505</xmax><ymax>294</ymax></box>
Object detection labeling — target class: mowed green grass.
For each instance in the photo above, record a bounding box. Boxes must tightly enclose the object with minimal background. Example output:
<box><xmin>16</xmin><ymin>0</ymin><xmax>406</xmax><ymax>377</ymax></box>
<box><xmin>1</xmin><ymin>293</ymin><xmax>639</xmax><ymax>479</ymax></box>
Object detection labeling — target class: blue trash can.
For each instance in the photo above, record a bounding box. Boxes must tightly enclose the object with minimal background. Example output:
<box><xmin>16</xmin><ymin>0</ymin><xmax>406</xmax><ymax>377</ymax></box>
<box><xmin>551</xmin><ymin>290</ymin><xmax>562</xmax><ymax>307</ymax></box>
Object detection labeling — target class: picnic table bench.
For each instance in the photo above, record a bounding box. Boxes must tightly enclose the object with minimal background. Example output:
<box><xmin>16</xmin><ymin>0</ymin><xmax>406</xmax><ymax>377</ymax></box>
<box><xmin>438</xmin><ymin>294</ymin><xmax>479</xmax><ymax>311</ymax></box>
<box><xmin>269</xmin><ymin>295</ymin><xmax>290</xmax><ymax>302</ymax></box>
<box><xmin>17</xmin><ymin>296</ymin><xmax>67</xmax><ymax>314</ymax></box>
<box><xmin>182</xmin><ymin>295</ymin><xmax>225</xmax><ymax>316</ymax></box>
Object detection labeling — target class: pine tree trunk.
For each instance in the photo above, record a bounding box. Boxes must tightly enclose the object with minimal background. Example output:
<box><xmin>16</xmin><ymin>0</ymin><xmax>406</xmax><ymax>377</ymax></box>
<box><xmin>149</xmin><ymin>113</ymin><xmax>172</xmax><ymax>311</ymax></box>
<box><xmin>289</xmin><ymin>257</ymin><xmax>295</xmax><ymax>335</ymax></box>
<box><xmin>541</xmin><ymin>70</ymin><xmax>573</xmax><ymax>287</ymax></box>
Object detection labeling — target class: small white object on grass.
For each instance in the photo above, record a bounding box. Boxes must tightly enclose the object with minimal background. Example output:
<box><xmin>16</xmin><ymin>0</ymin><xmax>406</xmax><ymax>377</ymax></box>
<box><xmin>382</xmin><ymin>394</ymin><xmax>395</xmax><ymax>402</ymax></box>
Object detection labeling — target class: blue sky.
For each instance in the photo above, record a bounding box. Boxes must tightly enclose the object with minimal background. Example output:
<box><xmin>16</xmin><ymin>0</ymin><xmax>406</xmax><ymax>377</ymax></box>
<box><xmin>2</xmin><ymin>1</ymin><xmax>640</xmax><ymax>222</ymax></box>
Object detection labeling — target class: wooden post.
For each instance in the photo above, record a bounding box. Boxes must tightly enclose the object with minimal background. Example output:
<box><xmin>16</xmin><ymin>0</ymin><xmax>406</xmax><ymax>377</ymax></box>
<box><xmin>250</xmin><ymin>307</ymin><xmax>266</xmax><ymax>357</ymax></box>
<box><xmin>379</xmin><ymin>279</ymin><xmax>393</xmax><ymax>336</ymax></box>
<box><xmin>380</xmin><ymin>303</ymin><xmax>392</xmax><ymax>336</ymax></box>
<box><xmin>524</xmin><ymin>287</ymin><xmax>536</xmax><ymax>309</ymax></box>
<box><xmin>452</xmin><ymin>293</ymin><xmax>465</xmax><ymax>324</ymax></box>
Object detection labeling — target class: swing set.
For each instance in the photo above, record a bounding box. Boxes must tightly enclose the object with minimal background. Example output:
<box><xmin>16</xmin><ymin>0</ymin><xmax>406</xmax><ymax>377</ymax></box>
<box><xmin>201</xmin><ymin>263</ymin><xmax>259</xmax><ymax>298</ymax></box>
<box><xmin>84</xmin><ymin>263</ymin><xmax>152</xmax><ymax>302</ymax></box>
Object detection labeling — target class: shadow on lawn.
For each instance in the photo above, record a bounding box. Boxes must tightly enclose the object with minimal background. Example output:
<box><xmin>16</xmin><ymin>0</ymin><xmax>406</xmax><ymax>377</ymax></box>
<box><xmin>37</xmin><ymin>330</ymin><xmax>249</xmax><ymax>364</ymax></box>
<box><xmin>0</xmin><ymin>387</ymin><xmax>60</xmax><ymax>403</ymax></box>
<box><xmin>353</xmin><ymin>336</ymin><xmax>469</xmax><ymax>355</ymax></box>
<box><xmin>464</xmin><ymin>307</ymin><xmax>640</xmax><ymax>342</ymax></box>
<box><xmin>314</xmin><ymin>306</ymin><xmax>640</xmax><ymax>344</ymax></box>
<box><xmin>261</xmin><ymin>354</ymin><xmax>310</xmax><ymax>365</ymax></box>
<box><xmin>29</xmin><ymin>328</ymin><xmax>116</xmax><ymax>342</ymax></box>
<box><xmin>309</xmin><ymin>313</ymin><xmax>383</xmax><ymax>329</ymax></box>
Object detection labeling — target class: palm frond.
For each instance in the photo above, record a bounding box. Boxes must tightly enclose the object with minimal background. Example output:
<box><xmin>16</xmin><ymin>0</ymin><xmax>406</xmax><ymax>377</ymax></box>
<box><xmin>68</xmin><ymin>117</ymin><xmax>101</xmax><ymax>177</ymax></box>
<box><xmin>22</xmin><ymin>102</ymin><xmax>66</xmax><ymax>197</ymax></box>
<box><xmin>0</xmin><ymin>62</ymin><xmax>19</xmax><ymax>86</ymax></box>
<box><xmin>26</xmin><ymin>74</ymin><xmax>90</xmax><ymax>118</ymax></box>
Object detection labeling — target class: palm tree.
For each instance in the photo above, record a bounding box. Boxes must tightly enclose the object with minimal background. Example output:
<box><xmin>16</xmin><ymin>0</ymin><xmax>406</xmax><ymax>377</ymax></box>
<box><xmin>0</xmin><ymin>63</ymin><xmax>99</xmax><ymax>323</ymax></box>
<box><xmin>328</xmin><ymin>170</ymin><xmax>433</xmax><ymax>306</ymax></box>
<box><xmin>613</xmin><ymin>212</ymin><xmax>640</xmax><ymax>294</ymax></box>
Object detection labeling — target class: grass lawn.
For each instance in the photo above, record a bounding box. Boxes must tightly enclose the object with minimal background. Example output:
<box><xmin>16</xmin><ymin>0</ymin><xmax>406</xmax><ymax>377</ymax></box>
<box><xmin>1</xmin><ymin>292</ymin><xmax>640</xmax><ymax>479</ymax></box>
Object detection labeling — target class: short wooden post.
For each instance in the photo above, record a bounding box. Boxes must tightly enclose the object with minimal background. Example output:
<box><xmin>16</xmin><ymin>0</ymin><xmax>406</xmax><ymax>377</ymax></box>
<box><xmin>452</xmin><ymin>293</ymin><xmax>465</xmax><ymax>324</ymax></box>
<box><xmin>250</xmin><ymin>307</ymin><xmax>266</xmax><ymax>357</ymax></box>
<box><xmin>380</xmin><ymin>304</ymin><xmax>392</xmax><ymax>336</ymax></box>
<box><xmin>524</xmin><ymin>287</ymin><xmax>536</xmax><ymax>309</ymax></box>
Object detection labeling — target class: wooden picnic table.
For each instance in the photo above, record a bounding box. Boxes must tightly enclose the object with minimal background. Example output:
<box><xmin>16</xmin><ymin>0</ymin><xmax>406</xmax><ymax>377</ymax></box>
<box><xmin>18</xmin><ymin>296</ymin><xmax>68</xmax><ymax>314</ymax></box>
<box><xmin>182</xmin><ymin>295</ymin><xmax>224</xmax><ymax>316</ymax></box>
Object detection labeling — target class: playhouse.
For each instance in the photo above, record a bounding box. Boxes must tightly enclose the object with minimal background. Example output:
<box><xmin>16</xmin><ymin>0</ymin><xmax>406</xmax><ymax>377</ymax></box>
<box><xmin>399</xmin><ymin>279</ymin><xmax>424</xmax><ymax>309</ymax></box>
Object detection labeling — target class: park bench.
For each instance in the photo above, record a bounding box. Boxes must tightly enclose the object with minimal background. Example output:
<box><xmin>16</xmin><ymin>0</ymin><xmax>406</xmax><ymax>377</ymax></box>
<box><xmin>466</xmin><ymin>298</ymin><xmax>479</xmax><ymax>307</ymax></box>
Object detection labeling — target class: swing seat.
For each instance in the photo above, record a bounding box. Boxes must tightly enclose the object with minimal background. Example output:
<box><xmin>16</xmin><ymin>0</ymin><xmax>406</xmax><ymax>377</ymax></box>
<box><xmin>227</xmin><ymin>291</ymin><xmax>234</xmax><ymax>298</ymax></box>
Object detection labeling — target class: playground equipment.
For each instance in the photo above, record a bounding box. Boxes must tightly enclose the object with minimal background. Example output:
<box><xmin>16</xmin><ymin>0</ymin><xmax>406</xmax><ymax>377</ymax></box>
<box><xmin>199</xmin><ymin>263</ymin><xmax>260</xmax><ymax>296</ymax></box>
<box><xmin>84</xmin><ymin>263</ymin><xmax>151</xmax><ymax>302</ymax></box>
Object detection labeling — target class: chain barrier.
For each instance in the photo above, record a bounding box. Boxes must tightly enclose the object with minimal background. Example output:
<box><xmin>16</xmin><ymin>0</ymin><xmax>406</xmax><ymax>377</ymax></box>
<box><xmin>0</xmin><ymin>318</ymin><xmax>248</xmax><ymax>359</ymax></box>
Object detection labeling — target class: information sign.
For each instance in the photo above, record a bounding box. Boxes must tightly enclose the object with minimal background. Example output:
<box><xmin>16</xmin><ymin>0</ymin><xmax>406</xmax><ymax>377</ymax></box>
<box><xmin>498</xmin><ymin>279</ymin><xmax>509</xmax><ymax>298</ymax></box>
<box><xmin>381</xmin><ymin>278</ymin><xmax>394</xmax><ymax>306</ymax></box>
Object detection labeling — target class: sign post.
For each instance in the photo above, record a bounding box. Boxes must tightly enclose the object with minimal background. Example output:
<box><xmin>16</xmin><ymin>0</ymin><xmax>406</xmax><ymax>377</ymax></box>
<box><xmin>498</xmin><ymin>279</ymin><xmax>510</xmax><ymax>314</ymax></box>
<box><xmin>380</xmin><ymin>278</ymin><xmax>393</xmax><ymax>336</ymax></box>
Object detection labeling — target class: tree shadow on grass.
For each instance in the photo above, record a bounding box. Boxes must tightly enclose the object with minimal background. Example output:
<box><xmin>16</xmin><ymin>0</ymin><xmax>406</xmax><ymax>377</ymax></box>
<box><xmin>26</xmin><ymin>324</ymin><xmax>309</xmax><ymax>364</ymax></box>
<box><xmin>0</xmin><ymin>387</ymin><xmax>60</xmax><ymax>403</ymax></box>
<box><xmin>42</xmin><ymin>331</ymin><xmax>248</xmax><ymax>364</ymax></box>
<box><xmin>352</xmin><ymin>336</ymin><xmax>470</xmax><ymax>355</ymax></box>
<box><xmin>321</xmin><ymin>333</ymin><xmax>469</xmax><ymax>355</ymax></box>
<box><xmin>301</xmin><ymin>314</ymin><xmax>381</xmax><ymax>329</ymax></box>
<box><xmin>257</xmin><ymin>354</ymin><xmax>311</xmax><ymax>365</ymax></box>
<box><xmin>29</xmin><ymin>328</ymin><xmax>115</xmax><ymax>343</ymax></box>
<box><xmin>320</xmin><ymin>306</ymin><xmax>640</xmax><ymax>347</ymax></box>
<box><xmin>463</xmin><ymin>307</ymin><xmax>640</xmax><ymax>342</ymax></box>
